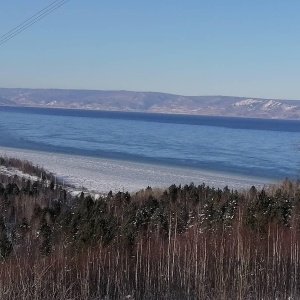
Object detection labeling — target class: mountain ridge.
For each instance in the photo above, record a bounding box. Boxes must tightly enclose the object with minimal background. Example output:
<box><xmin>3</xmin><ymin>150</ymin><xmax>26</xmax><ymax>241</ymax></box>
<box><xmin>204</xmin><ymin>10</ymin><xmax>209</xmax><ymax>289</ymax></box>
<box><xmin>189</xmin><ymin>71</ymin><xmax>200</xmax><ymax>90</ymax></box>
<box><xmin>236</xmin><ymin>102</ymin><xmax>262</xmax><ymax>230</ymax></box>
<box><xmin>0</xmin><ymin>87</ymin><xmax>300</xmax><ymax>119</ymax></box>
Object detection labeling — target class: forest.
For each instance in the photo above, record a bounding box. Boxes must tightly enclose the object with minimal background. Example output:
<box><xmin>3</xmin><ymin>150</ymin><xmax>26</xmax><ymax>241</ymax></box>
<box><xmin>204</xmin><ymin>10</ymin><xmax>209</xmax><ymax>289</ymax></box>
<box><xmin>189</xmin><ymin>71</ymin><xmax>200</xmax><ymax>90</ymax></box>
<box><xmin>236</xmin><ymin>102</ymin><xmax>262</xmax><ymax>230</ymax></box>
<box><xmin>0</xmin><ymin>156</ymin><xmax>300</xmax><ymax>299</ymax></box>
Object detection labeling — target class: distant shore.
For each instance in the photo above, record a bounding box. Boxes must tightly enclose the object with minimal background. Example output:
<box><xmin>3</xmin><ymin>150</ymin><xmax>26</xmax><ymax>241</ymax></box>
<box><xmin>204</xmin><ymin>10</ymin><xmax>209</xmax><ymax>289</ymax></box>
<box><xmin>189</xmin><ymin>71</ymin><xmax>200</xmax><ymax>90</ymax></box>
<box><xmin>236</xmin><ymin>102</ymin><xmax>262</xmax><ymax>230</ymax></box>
<box><xmin>0</xmin><ymin>146</ymin><xmax>274</xmax><ymax>193</ymax></box>
<box><xmin>1</xmin><ymin>88</ymin><xmax>300</xmax><ymax>120</ymax></box>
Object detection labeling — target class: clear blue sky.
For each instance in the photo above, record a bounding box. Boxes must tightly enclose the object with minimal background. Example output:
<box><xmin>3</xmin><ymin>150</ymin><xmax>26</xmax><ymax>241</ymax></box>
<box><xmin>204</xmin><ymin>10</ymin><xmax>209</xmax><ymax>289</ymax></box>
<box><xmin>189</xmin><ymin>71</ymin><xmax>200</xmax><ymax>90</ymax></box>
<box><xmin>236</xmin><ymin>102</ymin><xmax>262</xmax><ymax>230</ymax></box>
<box><xmin>1</xmin><ymin>0</ymin><xmax>299</xmax><ymax>99</ymax></box>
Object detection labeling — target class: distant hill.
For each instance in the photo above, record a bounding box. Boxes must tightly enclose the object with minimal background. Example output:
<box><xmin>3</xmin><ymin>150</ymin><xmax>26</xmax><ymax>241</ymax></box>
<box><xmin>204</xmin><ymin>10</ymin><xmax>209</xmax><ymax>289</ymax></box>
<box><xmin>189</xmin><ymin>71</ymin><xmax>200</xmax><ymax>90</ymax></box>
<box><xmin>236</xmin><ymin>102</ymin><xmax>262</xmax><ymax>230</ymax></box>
<box><xmin>0</xmin><ymin>87</ymin><xmax>300</xmax><ymax>119</ymax></box>
<box><xmin>0</xmin><ymin>96</ymin><xmax>15</xmax><ymax>106</ymax></box>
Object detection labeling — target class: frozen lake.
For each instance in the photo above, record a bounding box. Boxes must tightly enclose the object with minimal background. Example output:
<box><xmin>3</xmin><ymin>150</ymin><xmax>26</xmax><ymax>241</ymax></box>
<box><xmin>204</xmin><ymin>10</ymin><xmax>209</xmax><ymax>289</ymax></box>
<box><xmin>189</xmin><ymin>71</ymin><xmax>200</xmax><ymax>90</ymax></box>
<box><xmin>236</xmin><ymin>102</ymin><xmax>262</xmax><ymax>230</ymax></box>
<box><xmin>0</xmin><ymin>107</ymin><xmax>299</xmax><ymax>192</ymax></box>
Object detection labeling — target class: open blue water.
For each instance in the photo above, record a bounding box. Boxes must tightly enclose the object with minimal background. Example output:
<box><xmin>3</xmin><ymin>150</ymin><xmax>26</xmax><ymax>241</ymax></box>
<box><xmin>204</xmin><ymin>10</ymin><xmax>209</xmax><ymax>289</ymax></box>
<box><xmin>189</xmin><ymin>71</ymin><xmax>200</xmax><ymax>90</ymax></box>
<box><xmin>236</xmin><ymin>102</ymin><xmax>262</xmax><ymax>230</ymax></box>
<box><xmin>0</xmin><ymin>106</ymin><xmax>299</xmax><ymax>180</ymax></box>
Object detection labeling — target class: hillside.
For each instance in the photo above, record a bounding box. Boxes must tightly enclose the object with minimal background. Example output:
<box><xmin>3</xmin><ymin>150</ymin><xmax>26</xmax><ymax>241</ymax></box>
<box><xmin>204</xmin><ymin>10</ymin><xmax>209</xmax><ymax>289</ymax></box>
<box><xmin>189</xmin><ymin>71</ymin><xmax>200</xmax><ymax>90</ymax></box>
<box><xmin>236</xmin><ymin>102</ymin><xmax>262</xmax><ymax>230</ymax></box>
<box><xmin>0</xmin><ymin>155</ymin><xmax>300</xmax><ymax>299</ymax></box>
<box><xmin>0</xmin><ymin>88</ymin><xmax>300</xmax><ymax>119</ymax></box>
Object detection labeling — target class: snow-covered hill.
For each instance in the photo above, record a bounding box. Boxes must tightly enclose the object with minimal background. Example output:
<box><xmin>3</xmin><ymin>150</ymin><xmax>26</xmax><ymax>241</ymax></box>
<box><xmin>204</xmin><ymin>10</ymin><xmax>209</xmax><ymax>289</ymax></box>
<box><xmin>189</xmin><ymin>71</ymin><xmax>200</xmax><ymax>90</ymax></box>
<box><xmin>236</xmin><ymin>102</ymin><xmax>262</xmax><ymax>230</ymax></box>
<box><xmin>0</xmin><ymin>88</ymin><xmax>300</xmax><ymax>119</ymax></box>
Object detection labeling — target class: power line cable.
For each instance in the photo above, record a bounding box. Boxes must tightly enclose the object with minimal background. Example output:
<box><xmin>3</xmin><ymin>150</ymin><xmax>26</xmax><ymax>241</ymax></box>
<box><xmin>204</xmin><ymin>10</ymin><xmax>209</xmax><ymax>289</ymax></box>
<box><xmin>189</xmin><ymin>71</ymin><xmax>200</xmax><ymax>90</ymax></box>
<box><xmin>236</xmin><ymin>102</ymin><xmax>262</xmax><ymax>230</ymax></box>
<box><xmin>0</xmin><ymin>0</ymin><xmax>70</xmax><ymax>45</ymax></box>
<box><xmin>0</xmin><ymin>0</ymin><xmax>70</xmax><ymax>46</ymax></box>
<box><xmin>0</xmin><ymin>0</ymin><xmax>63</xmax><ymax>40</ymax></box>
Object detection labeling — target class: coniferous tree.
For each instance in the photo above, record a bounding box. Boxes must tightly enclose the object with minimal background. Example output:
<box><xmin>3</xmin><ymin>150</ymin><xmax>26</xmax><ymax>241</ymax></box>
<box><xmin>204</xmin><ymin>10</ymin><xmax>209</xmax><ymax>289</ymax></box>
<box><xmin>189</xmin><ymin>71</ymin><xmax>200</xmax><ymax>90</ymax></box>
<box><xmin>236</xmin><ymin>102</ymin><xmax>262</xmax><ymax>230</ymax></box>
<box><xmin>0</xmin><ymin>216</ymin><xmax>13</xmax><ymax>259</ymax></box>
<box><xmin>39</xmin><ymin>214</ymin><xmax>52</xmax><ymax>255</ymax></box>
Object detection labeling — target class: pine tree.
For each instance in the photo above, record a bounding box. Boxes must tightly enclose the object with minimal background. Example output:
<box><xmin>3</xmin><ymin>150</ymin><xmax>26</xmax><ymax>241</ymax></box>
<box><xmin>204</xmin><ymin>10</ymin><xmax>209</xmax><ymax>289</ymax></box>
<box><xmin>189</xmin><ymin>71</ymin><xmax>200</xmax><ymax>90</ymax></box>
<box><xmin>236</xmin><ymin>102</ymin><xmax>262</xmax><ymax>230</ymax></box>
<box><xmin>0</xmin><ymin>216</ymin><xmax>13</xmax><ymax>259</ymax></box>
<box><xmin>39</xmin><ymin>214</ymin><xmax>52</xmax><ymax>255</ymax></box>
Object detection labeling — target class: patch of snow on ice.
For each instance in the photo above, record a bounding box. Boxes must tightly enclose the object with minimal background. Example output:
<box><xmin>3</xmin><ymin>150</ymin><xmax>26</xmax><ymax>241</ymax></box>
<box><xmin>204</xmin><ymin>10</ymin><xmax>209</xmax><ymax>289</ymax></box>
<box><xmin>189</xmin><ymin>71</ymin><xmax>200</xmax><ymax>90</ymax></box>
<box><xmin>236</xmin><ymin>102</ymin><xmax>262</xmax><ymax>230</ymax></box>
<box><xmin>0</xmin><ymin>147</ymin><xmax>271</xmax><ymax>193</ymax></box>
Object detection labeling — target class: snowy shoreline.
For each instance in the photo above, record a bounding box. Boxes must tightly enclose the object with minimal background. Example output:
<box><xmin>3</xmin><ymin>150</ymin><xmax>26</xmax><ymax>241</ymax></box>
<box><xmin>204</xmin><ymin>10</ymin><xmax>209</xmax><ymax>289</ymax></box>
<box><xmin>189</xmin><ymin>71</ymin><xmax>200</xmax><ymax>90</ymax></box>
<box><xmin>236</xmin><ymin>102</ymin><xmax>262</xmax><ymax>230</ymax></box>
<box><xmin>0</xmin><ymin>147</ymin><xmax>273</xmax><ymax>193</ymax></box>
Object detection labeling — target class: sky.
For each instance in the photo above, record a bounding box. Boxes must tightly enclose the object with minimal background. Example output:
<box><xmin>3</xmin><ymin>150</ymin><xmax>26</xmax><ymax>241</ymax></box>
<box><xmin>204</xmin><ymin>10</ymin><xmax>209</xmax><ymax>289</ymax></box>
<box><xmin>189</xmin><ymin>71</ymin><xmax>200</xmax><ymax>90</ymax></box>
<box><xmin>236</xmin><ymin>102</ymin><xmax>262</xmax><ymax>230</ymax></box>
<box><xmin>0</xmin><ymin>0</ymin><xmax>300</xmax><ymax>99</ymax></box>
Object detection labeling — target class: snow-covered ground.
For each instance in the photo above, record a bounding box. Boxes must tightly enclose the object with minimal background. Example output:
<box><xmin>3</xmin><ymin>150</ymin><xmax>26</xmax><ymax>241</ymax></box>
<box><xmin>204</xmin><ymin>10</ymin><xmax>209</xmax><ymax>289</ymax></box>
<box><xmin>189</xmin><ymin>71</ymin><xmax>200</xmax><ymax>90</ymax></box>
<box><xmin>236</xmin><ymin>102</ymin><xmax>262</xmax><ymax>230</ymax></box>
<box><xmin>0</xmin><ymin>147</ymin><xmax>273</xmax><ymax>193</ymax></box>
<box><xmin>0</xmin><ymin>165</ymin><xmax>40</xmax><ymax>182</ymax></box>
